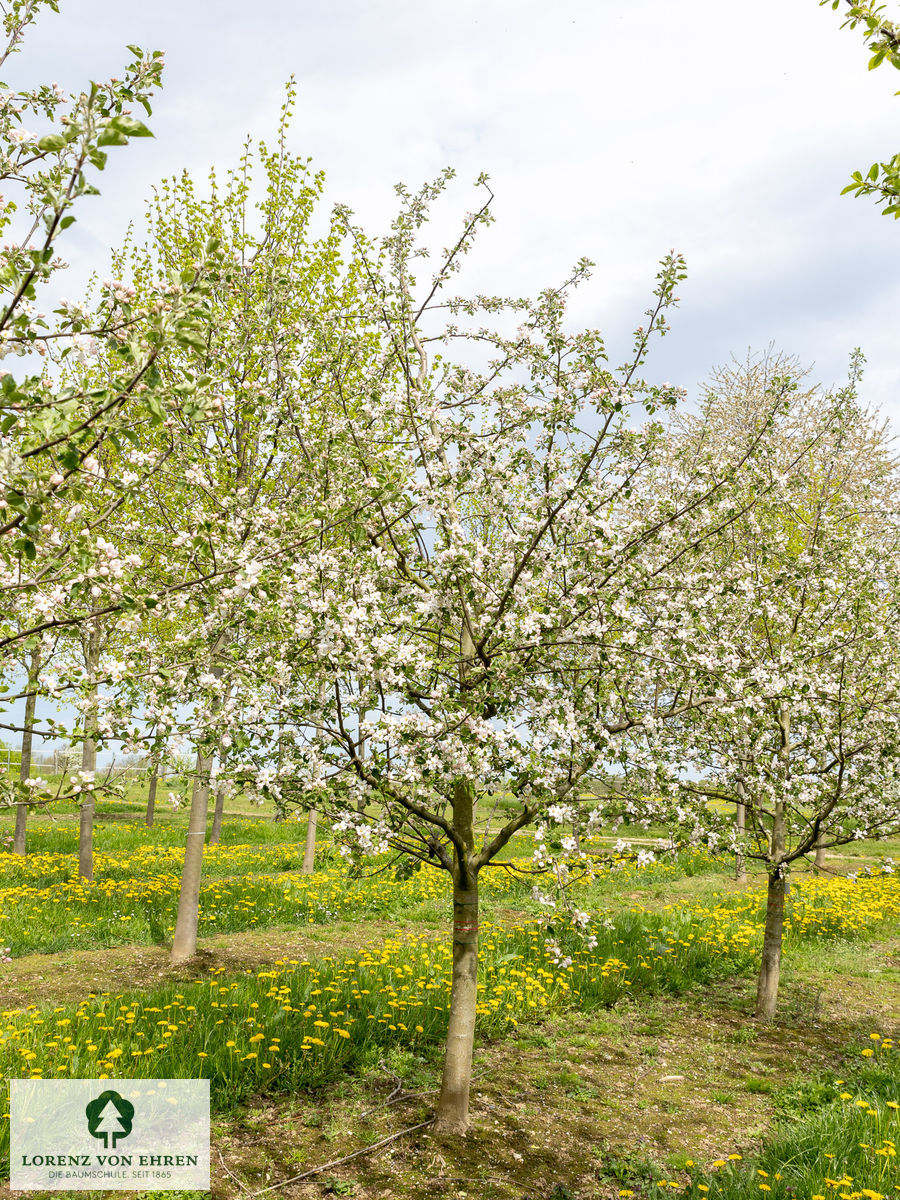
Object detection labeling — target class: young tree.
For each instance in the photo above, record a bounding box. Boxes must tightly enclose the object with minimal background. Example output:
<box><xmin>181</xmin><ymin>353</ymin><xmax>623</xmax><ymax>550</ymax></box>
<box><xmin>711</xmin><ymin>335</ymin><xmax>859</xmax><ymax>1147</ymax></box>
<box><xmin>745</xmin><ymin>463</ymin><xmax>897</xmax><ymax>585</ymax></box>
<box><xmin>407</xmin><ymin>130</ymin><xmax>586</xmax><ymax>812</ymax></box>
<box><xmin>641</xmin><ymin>354</ymin><xmax>900</xmax><ymax>1019</ymax></box>
<box><xmin>104</xmin><ymin>96</ymin><xmax>385</xmax><ymax>963</ymax></box>
<box><xmin>11</xmin><ymin>639</ymin><xmax>40</xmax><ymax>853</ymax></box>
<box><xmin>256</xmin><ymin>175</ymin><xmax>786</xmax><ymax>1133</ymax></box>
<box><xmin>144</xmin><ymin>745</ymin><xmax>163</xmax><ymax>827</ymax></box>
<box><xmin>0</xmin><ymin>0</ymin><xmax>227</xmax><ymax>831</ymax></box>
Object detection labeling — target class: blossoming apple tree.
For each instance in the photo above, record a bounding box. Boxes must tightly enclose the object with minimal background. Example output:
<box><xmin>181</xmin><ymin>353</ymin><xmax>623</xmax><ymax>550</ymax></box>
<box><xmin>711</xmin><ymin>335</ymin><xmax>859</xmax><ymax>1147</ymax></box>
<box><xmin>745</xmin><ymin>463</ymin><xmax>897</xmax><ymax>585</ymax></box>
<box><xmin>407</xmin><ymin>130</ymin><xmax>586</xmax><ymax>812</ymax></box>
<box><xmin>95</xmin><ymin>98</ymin><xmax>389</xmax><ymax>962</ymax></box>
<box><xmin>637</xmin><ymin>353</ymin><xmax>900</xmax><ymax>1020</ymax></box>
<box><xmin>252</xmin><ymin>174</ymin><xmax>796</xmax><ymax>1134</ymax></box>
<box><xmin>0</xmin><ymin>0</ymin><xmax>223</xmax><ymax>822</ymax></box>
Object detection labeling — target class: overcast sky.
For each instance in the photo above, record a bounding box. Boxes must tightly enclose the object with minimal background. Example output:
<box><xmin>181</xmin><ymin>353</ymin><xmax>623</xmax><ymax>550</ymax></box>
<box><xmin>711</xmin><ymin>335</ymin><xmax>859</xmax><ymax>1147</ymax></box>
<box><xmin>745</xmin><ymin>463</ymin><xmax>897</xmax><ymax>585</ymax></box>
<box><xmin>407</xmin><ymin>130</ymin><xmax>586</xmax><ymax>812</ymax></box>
<box><xmin>5</xmin><ymin>0</ymin><xmax>900</xmax><ymax>757</ymax></box>
<box><xmin>8</xmin><ymin>0</ymin><xmax>900</xmax><ymax>428</ymax></box>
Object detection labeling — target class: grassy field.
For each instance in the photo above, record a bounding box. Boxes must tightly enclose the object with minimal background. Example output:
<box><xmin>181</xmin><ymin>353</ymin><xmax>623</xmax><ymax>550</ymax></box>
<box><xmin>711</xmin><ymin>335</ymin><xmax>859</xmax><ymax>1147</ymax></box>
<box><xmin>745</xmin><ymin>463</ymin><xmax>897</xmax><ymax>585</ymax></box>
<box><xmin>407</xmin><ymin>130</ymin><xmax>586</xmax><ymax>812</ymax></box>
<box><xmin>0</xmin><ymin>796</ymin><xmax>898</xmax><ymax>1200</ymax></box>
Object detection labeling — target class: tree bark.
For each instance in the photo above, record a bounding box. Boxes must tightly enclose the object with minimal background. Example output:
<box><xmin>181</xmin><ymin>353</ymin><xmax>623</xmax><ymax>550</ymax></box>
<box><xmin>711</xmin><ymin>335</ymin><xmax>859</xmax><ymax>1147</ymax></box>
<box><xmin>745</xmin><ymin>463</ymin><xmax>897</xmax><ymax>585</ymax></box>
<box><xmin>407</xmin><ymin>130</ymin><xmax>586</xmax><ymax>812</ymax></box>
<box><xmin>814</xmin><ymin>836</ymin><xmax>826</xmax><ymax>871</ymax></box>
<box><xmin>434</xmin><ymin>767</ymin><xmax>479</xmax><ymax>1135</ymax></box>
<box><xmin>302</xmin><ymin>808</ymin><xmax>318</xmax><ymax>873</ymax></box>
<box><xmin>78</xmin><ymin>623</ymin><xmax>100</xmax><ymax>882</ymax></box>
<box><xmin>145</xmin><ymin>754</ymin><xmax>160</xmax><ymax>828</ymax></box>
<box><xmin>170</xmin><ymin>632</ymin><xmax>228</xmax><ymax>963</ymax></box>
<box><xmin>755</xmin><ymin>867</ymin><xmax>786</xmax><ymax>1020</ymax></box>
<box><xmin>208</xmin><ymin>784</ymin><xmax>225</xmax><ymax>844</ymax></box>
<box><xmin>170</xmin><ymin>750</ymin><xmax>213</xmax><ymax>962</ymax></box>
<box><xmin>12</xmin><ymin>644</ymin><xmax>41</xmax><ymax>856</ymax></box>
<box><xmin>433</xmin><ymin>878</ymin><xmax>479</xmax><ymax>1135</ymax></box>
<box><xmin>734</xmin><ymin>797</ymin><xmax>747</xmax><ymax>883</ymax></box>
<box><xmin>755</xmin><ymin>729</ymin><xmax>787</xmax><ymax>1021</ymax></box>
<box><xmin>356</xmin><ymin>726</ymin><xmax>367</xmax><ymax>814</ymax></box>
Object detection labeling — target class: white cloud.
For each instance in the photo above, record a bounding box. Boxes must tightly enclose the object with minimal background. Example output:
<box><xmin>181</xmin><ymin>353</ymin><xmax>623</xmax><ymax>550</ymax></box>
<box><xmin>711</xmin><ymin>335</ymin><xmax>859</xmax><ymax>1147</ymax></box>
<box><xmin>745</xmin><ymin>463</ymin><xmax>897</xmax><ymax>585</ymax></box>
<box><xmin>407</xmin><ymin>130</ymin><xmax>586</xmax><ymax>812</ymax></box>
<box><xmin>8</xmin><ymin>0</ymin><xmax>900</xmax><ymax>416</ymax></box>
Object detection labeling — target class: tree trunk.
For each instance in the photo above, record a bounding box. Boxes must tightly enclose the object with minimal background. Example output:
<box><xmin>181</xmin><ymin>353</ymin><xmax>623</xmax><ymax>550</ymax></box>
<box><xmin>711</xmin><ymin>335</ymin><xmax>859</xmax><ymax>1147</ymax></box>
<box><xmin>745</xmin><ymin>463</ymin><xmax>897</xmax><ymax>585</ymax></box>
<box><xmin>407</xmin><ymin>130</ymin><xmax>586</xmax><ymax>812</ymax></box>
<box><xmin>755</xmin><ymin>867</ymin><xmax>786</xmax><ymax>1020</ymax></box>
<box><xmin>434</xmin><ymin>761</ymin><xmax>479</xmax><ymax>1135</ymax></box>
<box><xmin>13</xmin><ymin>644</ymin><xmax>41</xmax><ymax>856</ymax></box>
<box><xmin>356</xmin><ymin>727</ymin><xmax>367</xmax><ymax>814</ymax></box>
<box><xmin>208</xmin><ymin>784</ymin><xmax>225</xmax><ymax>844</ymax></box>
<box><xmin>170</xmin><ymin>633</ymin><xmax>229</xmax><ymax>961</ymax></box>
<box><xmin>734</xmin><ymin>799</ymin><xmax>746</xmax><ymax>883</ymax></box>
<box><xmin>78</xmin><ymin>623</ymin><xmax>100</xmax><ymax>882</ymax></box>
<box><xmin>433</xmin><ymin>878</ymin><xmax>479</xmax><ymax>1135</ymax></box>
<box><xmin>302</xmin><ymin>808</ymin><xmax>318</xmax><ymax>873</ymax></box>
<box><xmin>814</xmin><ymin>836</ymin><xmax>826</xmax><ymax>871</ymax></box>
<box><xmin>755</xmin><ymin>756</ymin><xmax>787</xmax><ymax>1021</ymax></box>
<box><xmin>170</xmin><ymin>750</ymin><xmax>213</xmax><ymax>963</ymax></box>
<box><xmin>145</xmin><ymin>756</ymin><xmax>160</xmax><ymax>827</ymax></box>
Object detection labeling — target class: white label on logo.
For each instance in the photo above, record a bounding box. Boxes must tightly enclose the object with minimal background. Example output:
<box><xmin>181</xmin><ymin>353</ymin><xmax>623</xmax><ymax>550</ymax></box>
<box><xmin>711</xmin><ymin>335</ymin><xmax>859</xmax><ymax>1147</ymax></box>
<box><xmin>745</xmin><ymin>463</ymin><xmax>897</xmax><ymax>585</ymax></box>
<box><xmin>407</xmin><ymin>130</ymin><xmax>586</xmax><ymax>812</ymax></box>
<box><xmin>10</xmin><ymin>1079</ymin><xmax>210</xmax><ymax>1191</ymax></box>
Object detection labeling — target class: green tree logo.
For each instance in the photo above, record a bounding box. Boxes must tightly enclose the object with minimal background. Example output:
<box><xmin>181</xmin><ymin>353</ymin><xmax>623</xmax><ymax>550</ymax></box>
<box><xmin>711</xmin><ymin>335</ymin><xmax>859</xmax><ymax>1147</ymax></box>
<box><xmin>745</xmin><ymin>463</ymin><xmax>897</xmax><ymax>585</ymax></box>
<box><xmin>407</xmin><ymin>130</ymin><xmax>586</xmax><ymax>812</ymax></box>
<box><xmin>85</xmin><ymin>1091</ymin><xmax>135</xmax><ymax>1149</ymax></box>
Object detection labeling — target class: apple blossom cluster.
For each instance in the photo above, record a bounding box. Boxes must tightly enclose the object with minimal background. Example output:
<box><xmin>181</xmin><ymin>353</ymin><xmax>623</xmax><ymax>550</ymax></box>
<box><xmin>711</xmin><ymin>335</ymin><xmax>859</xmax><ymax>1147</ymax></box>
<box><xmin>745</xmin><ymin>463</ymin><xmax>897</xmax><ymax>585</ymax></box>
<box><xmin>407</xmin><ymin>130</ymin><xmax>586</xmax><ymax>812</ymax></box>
<box><xmin>624</xmin><ymin>354</ymin><xmax>900</xmax><ymax>889</ymax></box>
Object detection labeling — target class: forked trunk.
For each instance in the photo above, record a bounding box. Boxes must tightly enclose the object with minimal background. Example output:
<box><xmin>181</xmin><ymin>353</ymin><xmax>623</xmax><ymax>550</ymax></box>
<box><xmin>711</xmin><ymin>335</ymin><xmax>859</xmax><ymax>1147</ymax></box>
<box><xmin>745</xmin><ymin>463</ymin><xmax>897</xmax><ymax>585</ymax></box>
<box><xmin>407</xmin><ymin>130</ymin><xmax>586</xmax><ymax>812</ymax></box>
<box><xmin>755</xmin><ymin>868</ymin><xmax>786</xmax><ymax>1020</ymax></box>
<box><xmin>433</xmin><ymin>879</ymin><xmax>479</xmax><ymax>1135</ymax></box>
<box><xmin>208</xmin><ymin>785</ymin><xmax>225</xmax><ymax>844</ymax></box>
<box><xmin>302</xmin><ymin>808</ymin><xmax>318</xmax><ymax>873</ymax></box>
<box><xmin>145</xmin><ymin>758</ymin><xmax>160</xmax><ymax>828</ymax></box>
<box><xmin>13</xmin><ymin>645</ymin><xmax>40</xmax><ymax>856</ymax></box>
<box><xmin>170</xmin><ymin>751</ymin><xmax>213</xmax><ymax>963</ymax></box>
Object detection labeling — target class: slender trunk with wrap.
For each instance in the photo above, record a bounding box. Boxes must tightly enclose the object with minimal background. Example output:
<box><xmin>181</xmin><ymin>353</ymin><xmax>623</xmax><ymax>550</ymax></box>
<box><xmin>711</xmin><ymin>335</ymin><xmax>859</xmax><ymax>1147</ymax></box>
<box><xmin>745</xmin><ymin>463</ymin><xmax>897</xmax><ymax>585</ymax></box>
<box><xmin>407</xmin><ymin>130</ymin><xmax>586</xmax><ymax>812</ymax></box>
<box><xmin>734</xmin><ymin>796</ymin><xmax>746</xmax><ymax>883</ymax></box>
<box><xmin>170</xmin><ymin>750</ymin><xmax>213</xmax><ymax>962</ymax></box>
<box><xmin>302</xmin><ymin>687</ymin><xmax>328</xmax><ymax>872</ymax></box>
<box><xmin>12</xmin><ymin>644</ymin><xmax>41</xmax><ymax>856</ymax></box>
<box><xmin>78</xmin><ymin>624</ymin><xmax>100</xmax><ymax>882</ymax></box>
<box><xmin>301</xmin><ymin>808</ymin><xmax>318</xmax><ymax>873</ymax></box>
<box><xmin>734</xmin><ymin>751</ymin><xmax>748</xmax><ymax>883</ymax></box>
<box><xmin>208</xmin><ymin>785</ymin><xmax>225</xmax><ymax>844</ymax></box>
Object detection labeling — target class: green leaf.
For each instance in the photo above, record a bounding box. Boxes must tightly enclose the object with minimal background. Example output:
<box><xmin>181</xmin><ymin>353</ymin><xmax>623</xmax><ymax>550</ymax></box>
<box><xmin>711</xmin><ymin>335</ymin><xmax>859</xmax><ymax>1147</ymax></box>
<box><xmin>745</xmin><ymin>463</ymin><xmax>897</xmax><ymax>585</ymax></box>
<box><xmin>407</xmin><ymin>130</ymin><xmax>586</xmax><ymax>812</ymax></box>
<box><xmin>109</xmin><ymin>114</ymin><xmax>153</xmax><ymax>138</ymax></box>
<box><xmin>22</xmin><ymin>539</ymin><xmax>36</xmax><ymax>561</ymax></box>
<box><xmin>37</xmin><ymin>134</ymin><xmax>66</xmax><ymax>152</ymax></box>
<box><xmin>144</xmin><ymin>393</ymin><xmax>165</xmax><ymax>423</ymax></box>
<box><xmin>97</xmin><ymin>127</ymin><xmax>129</xmax><ymax>147</ymax></box>
<box><xmin>176</xmin><ymin>330</ymin><xmax>208</xmax><ymax>352</ymax></box>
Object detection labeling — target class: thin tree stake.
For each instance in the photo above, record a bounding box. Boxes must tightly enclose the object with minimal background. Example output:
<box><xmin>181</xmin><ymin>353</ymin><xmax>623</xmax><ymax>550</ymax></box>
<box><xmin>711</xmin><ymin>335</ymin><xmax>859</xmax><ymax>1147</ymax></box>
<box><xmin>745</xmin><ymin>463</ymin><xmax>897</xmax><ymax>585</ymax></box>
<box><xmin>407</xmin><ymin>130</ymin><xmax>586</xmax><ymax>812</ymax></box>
<box><xmin>217</xmin><ymin>1147</ymin><xmax>251</xmax><ymax>1194</ymax></box>
<box><xmin>249</xmin><ymin>1119</ymin><xmax>434</xmax><ymax>1195</ymax></box>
